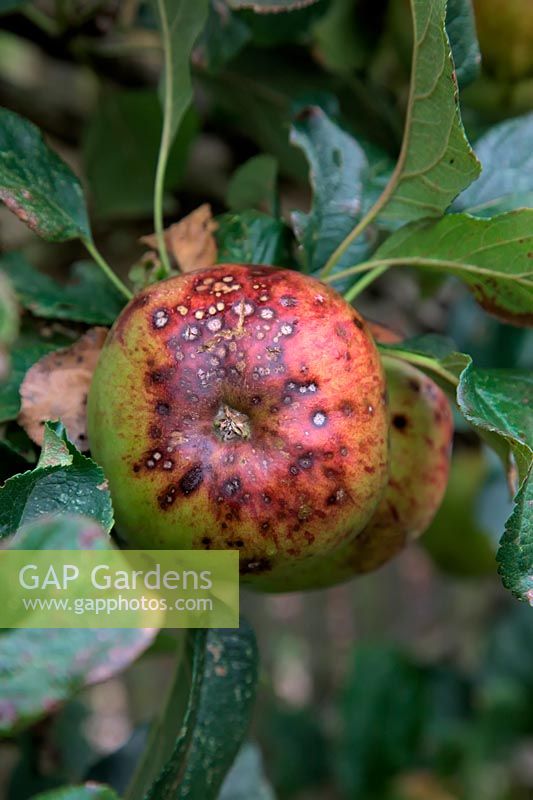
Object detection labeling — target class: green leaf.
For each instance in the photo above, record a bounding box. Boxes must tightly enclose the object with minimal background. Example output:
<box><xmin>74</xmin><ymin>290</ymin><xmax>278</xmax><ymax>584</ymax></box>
<box><xmin>367</xmin><ymin>210</ymin><xmax>533</xmax><ymax>326</ymax></box>
<box><xmin>195</xmin><ymin>0</ymin><xmax>251</xmax><ymax>73</ymax></box>
<box><xmin>83</xmin><ymin>90</ymin><xmax>197</xmax><ymax>220</ymax></box>
<box><xmin>372</xmin><ymin>0</ymin><xmax>480</xmax><ymax>224</ymax></box>
<box><xmin>457</xmin><ymin>366</ymin><xmax>533</xmax><ymax>600</ymax></box>
<box><xmin>31</xmin><ymin>787</ymin><xmax>119</xmax><ymax>800</ymax></box>
<box><xmin>453</xmin><ymin>112</ymin><xmax>533</xmax><ymax>217</ymax></box>
<box><xmin>457</xmin><ymin>366</ymin><xmax>533</xmax><ymax>484</ymax></box>
<box><xmin>227</xmin><ymin>0</ymin><xmax>319</xmax><ymax>10</ymax></box>
<box><xmin>0</xmin><ymin>328</ymin><xmax>71</xmax><ymax>423</ymax></box>
<box><xmin>0</xmin><ymin>107</ymin><xmax>91</xmax><ymax>242</ymax></box>
<box><xmin>0</xmin><ymin>252</ymin><xmax>126</xmax><ymax>325</ymax></box>
<box><xmin>290</xmin><ymin>107</ymin><xmax>372</xmax><ymax>273</ymax></box>
<box><xmin>226</xmin><ymin>155</ymin><xmax>278</xmax><ymax>214</ymax></box>
<box><xmin>320</xmin><ymin>0</ymin><xmax>480</xmax><ymax>275</ymax></box>
<box><xmin>498</xmin><ymin>469</ymin><xmax>533</xmax><ymax>603</ymax></box>
<box><xmin>126</xmin><ymin>622</ymin><xmax>258</xmax><ymax>800</ymax></box>
<box><xmin>445</xmin><ymin>0</ymin><xmax>481</xmax><ymax>88</ymax></box>
<box><xmin>0</xmin><ymin>514</ymin><xmax>155</xmax><ymax>737</ymax></box>
<box><xmin>0</xmin><ymin>423</ymin><xmax>114</xmax><ymax>538</ymax></box>
<box><xmin>150</xmin><ymin>0</ymin><xmax>209</xmax><ymax>273</ymax></box>
<box><xmin>219</xmin><ymin>743</ymin><xmax>276</xmax><ymax>800</ymax></box>
<box><xmin>216</xmin><ymin>210</ymin><xmax>293</xmax><ymax>266</ymax></box>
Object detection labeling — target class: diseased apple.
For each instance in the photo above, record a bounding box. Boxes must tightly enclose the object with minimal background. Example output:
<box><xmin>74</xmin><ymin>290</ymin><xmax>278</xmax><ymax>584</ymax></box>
<box><xmin>252</xmin><ymin>355</ymin><xmax>453</xmax><ymax>592</ymax></box>
<box><xmin>87</xmin><ymin>264</ymin><xmax>389</xmax><ymax>582</ymax></box>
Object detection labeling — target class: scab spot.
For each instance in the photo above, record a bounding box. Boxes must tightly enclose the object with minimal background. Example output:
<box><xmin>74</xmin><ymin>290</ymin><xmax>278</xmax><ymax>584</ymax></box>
<box><xmin>223</xmin><ymin>477</ymin><xmax>241</xmax><ymax>497</ymax></box>
<box><xmin>280</xmin><ymin>295</ymin><xmax>297</xmax><ymax>308</ymax></box>
<box><xmin>393</xmin><ymin>414</ymin><xmax>408</xmax><ymax>430</ymax></box>
<box><xmin>280</xmin><ymin>323</ymin><xmax>294</xmax><ymax>336</ymax></box>
<box><xmin>179</xmin><ymin>464</ymin><xmax>204</xmax><ymax>495</ymax></box>
<box><xmin>298</xmin><ymin>453</ymin><xmax>314</xmax><ymax>470</ymax></box>
<box><xmin>260</xmin><ymin>308</ymin><xmax>275</xmax><ymax>320</ymax></box>
<box><xmin>312</xmin><ymin>410</ymin><xmax>327</xmax><ymax>427</ymax></box>
<box><xmin>182</xmin><ymin>324</ymin><xmax>201</xmax><ymax>341</ymax></box>
<box><xmin>153</xmin><ymin>308</ymin><xmax>170</xmax><ymax>329</ymax></box>
<box><xmin>156</xmin><ymin>402</ymin><xmax>170</xmax><ymax>416</ymax></box>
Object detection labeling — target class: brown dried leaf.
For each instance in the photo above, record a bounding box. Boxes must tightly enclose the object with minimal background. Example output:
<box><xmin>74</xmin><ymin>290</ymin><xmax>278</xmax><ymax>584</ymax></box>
<box><xmin>18</xmin><ymin>327</ymin><xmax>108</xmax><ymax>451</ymax></box>
<box><xmin>140</xmin><ymin>204</ymin><xmax>218</xmax><ymax>274</ymax></box>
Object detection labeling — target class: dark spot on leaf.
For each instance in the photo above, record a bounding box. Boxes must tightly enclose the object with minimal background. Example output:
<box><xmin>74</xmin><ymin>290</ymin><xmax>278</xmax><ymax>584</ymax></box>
<box><xmin>156</xmin><ymin>402</ymin><xmax>170</xmax><ymax>416</ymax></box>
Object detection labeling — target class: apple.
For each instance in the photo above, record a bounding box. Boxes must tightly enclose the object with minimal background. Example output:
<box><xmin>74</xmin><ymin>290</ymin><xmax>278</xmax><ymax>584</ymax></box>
<box><xmin>87</xmin><ymin>264</ymin><xmax>389</xmax><ymax>583</ymax></box>
<box><xmin>252</xmin><ymin>354</ymin><xmax>453</xmax><ymax>591</ymax></box>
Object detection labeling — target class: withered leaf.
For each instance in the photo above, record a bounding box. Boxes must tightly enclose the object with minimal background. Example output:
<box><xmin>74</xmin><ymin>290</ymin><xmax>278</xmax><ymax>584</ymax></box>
<box><xmin>140</xmin><ymin>204</ymin><xmax>218</xmax><ymax>273</ymax></box>
<box><xmin>18</xmin><ymin>327</ymin><xmax>107</xmax><ymax>451</ymax></box>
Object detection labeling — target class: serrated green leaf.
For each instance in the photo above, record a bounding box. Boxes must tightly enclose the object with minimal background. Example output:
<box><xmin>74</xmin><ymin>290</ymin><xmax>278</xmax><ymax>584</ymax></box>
<box><xmin>216</xmin><ymin>210</ymin><xmax>293</xmax><ymax>265</ymax></box>
<box><xmin>126</xmin><ymin>622</ymin><xmax>258</xmax><ymax>800</ymax></box>
<box><xmin>83</xmin><ymin>90</ymin><xmax>197</xmax><ymax>220</ymax></box>
<box><xmin>320</xmin><ymin>0</ymin><xmax>480</xmax><ymax>277</ymax></box>
<box><xmin>374</xmin><ymin>0</ymin><xmax>481</xmax><ymax>224</ymax></box>
<box><xmin>457</xmin><ymin>366</ymin><xmax>533</xmax><ymax>604</ymax></box>
<box><xmin>380</xmin><ymin>0</ymin><xmax>480</xmax><ymax>221</ymax></box>
<box><xmin>498</xmin><ymin>468</ymin><xmax>533</xmax><ymax>602</ymax></box>
<box><xmin>0</xmin><ymin>252</ymin><xmax>126</xmax><ymax>325</ymax></box>
<box><xmin>457</xmin><ymin>366</ymin><xmax>533</xmax><ymax>484</ymax></box>
<box><xmin>445</xmin><ymin>0</ymin><xmax>481</xmax><ymax>88</ymax></box>
<box><xmin>453</xmin><ymin>112</ymin><xmax>533</xmax><ymax>217</ymax></box>
<box><xmin>0</xmin><ymin>107</ymin><xmax>91</xmax><ymax>242</ymax></box>
<box><xmin>0</xmin><ymin>514</ymin><xmax>155</xmax><ymax>737</ymax></box>
<box><xmin>226</xmin><ymin>154</ymin><xmax>278</xmax><ymax>214</ymax></box>
<box><xmin>31</xmin><ymin>786</ymin><xmax>120</xmax><ymax>800</ymax></box>
<box><xmin>227</xmin><ymin>0</ymin><xmax>319</xmax><ymax>10</ymax></box>
<box><xmin>290</xmin><ymin>107</ymin><xmax>372</xmax><ymax>273</ymax></box>
<box><xmin>0</xmin><ymin>423</ymin><xmax>114</xmax><ymax>537</ymax></box>
<box><xmin>367</xmin><ymin>211</ymin><xmax>533</xmax><ymax>326</ymax></box>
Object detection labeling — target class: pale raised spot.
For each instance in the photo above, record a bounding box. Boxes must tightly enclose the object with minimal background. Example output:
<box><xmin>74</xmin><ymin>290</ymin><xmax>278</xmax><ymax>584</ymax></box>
<box><xmin>312</xmin><ymin>411</ymin><xmax>327</xmax><ymax>427</ymax></box>
<box><xmin>280</xmin><ymin>323</ymin><xmax>293</xmax><ymax>336</ymax></box>
<box><xmin>194</xmin><ymin>310</ymin><xmax>205</xmax><ymax>320</ymax></box>
<box><xmin>176</xmin><ymin>305</ymin><xmax>188</xmax><ymax>316</ymax></box>
<box><xmin>206</xmin><ymin>317</ymin><xmax>222</xmax><ymax>332</ymax></box>
<box><xmin>216</xmin><ymin>302</ymin><xmax>225</xmax><ymax>311</ymax></box>
<box><xmin>260</xmin><ymin>308</ymin><xmax>274</xmax><ymax>320</ymax></box>
<box><xmin>208</xmin><ymin>305</ymin><xmax>217</xmax><ymax>315</ymax></box>
<box><xmin>153</xmin><ymin>309</ymin><xmax>169</xmax><ymax>328</ymax></box>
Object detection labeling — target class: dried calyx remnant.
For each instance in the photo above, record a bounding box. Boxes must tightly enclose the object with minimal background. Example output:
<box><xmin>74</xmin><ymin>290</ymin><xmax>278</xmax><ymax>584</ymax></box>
<box><xmin>213</xmin><ymin>404</ymin><xmax>252</xmax><ymax>442</ymax></box>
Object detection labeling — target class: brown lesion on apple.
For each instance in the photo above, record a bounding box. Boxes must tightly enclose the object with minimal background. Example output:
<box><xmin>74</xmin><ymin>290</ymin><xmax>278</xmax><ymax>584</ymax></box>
<box><xmin>240</xmin><ymin>557</ymin><xmax>272</xmax><ymax>575</ymax></box>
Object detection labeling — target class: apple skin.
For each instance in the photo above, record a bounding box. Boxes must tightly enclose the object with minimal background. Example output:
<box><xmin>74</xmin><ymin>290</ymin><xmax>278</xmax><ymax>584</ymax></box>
<box><xmin>87</xmin><ymin>264</ymin><xmax>389</xmax><ymax>582</ymax></box>
<box><xmin>252</xmin><ymin>355</ymin><xmax>453</xmax><ymax>591</ymax></box>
